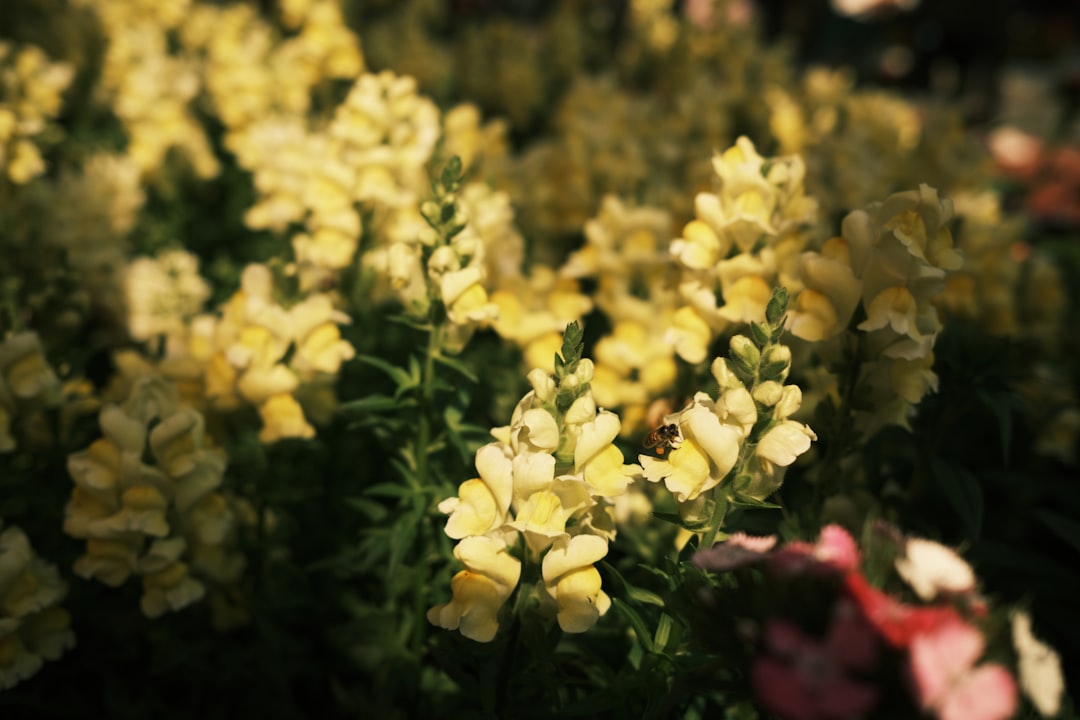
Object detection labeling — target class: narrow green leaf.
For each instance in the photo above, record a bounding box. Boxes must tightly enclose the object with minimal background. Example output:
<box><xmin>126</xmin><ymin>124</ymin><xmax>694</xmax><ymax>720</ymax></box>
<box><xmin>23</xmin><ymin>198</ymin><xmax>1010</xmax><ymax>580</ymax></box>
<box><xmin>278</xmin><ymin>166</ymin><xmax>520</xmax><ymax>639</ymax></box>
<box><xmin>627</xmin><ymin>586</ymin><xmax>666</xmax><ymax>607</ymax></box>
<box><xmin>433</xmin><ymin>353</ymin><xmax>479</xmax><ymax>383</ymax></box>
<box><xmin>356</xmin><ymin>354</ymin><xmax>412</xmax><ymax>388</ymax></box>
<box><xmin>363</xmin><ymin>482</ymin><xmax>412</xmax><ymax>499</ymax></box>
<box><xmin>651</xmin><ymin>511</ymin><xmax>711</xmax><ymax>533</ymax></box>
<box><xmin>653</xmin><ymin>613</ymin><xmax>673</xmax><ymax>652</ymax></box>
<box><xmin>612</xmin><ymin>598</ymin><xmax>655</xmax><ymax>654</ymax></box>
<box><xmin>750</xmin><ymin>321</ymin><xmax>770</xmax><ymax>347</ymax></box>
<box><xmin>339</xmin><ymin>395</ymin><xmax>414</xmax><ymax>414</ymax></box>
<box><xmin>344</xmin><ymin>497</ymin><xmax>389</xmax><ymax>521</ymax></box>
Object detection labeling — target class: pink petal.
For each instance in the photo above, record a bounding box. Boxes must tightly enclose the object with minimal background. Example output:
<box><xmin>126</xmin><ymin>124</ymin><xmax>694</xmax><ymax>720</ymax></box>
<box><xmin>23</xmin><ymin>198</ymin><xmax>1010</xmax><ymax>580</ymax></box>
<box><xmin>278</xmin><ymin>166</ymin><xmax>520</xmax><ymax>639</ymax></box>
<box><xmin>816</xmin><ymin>525</ymin><xmax>861</xmax><ymax>572</ymax></box>
<box><xmin>908</xmin><ymin>619</ymin><xmax>985</xmax><ymax>709</ymax></box>
<box><xmin>938</xmin><ymin>664</ymin><xmax>1018</xmax><ymax>720</ymax></box>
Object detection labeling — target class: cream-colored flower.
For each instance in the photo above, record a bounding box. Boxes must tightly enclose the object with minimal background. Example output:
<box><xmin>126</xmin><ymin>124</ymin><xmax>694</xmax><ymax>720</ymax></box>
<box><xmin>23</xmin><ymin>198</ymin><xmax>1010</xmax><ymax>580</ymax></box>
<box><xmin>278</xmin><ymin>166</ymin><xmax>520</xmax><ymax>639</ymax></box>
<box><xmin>440</xmin><ymin>444</ymin><xmax>514</xmax><ymax>540</ymax></box>
<box><xmin>894</xmin><ymin>537</ymin><xmax>975</xmax><ymax>601</ymax></box>
<box><xmin>427</xmin><ymin>536</ymin><xmax>521</xmax><ymax>642</ymax></box>
<box><xmin>542</xmin><ymin>534</ymin><xmax>611</xmax><ymax>633</ymax></box>
<box><xmin>1011</xmin><ymin>610</ymin><xmax>1064</xmax><ymax>717</ymax></box>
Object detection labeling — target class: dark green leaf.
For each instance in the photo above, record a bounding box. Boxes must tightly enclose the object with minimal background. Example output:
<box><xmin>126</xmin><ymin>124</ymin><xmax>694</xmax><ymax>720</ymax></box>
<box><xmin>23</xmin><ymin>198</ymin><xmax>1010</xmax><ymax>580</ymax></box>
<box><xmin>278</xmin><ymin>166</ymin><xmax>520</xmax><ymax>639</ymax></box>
<box><xmin>356</xmin><ymin>354</ymin><xmax>412</xmax><ymax>388</ymax></box>
<box><xmin>750</xmin><ymin>322</ymin><xmax>770</xmax><ymax>347</ymax></box>
<box><xmin>612</xmin><ymin>598</ymin><xmax>655</xmax><ymax>654</ymax></box>
<box><xmin>433</xmin><ymin>353</ymin><xmax>478</xmax><ymax>383</ymax></box>
<box><xmin>339</xmin><ymin>395</ymin><xmax>414</xmax><ymax>414</ymax></box>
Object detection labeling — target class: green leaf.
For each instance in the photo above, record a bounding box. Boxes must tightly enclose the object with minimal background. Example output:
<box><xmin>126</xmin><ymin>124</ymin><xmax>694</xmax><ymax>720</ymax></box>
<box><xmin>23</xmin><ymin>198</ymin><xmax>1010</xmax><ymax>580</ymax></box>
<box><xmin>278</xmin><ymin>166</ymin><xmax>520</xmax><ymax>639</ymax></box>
<box><xmin>766</xmin><ymin>286</ymin><xmax>789</xmax><ymax>325</ymax></box>
<box><xmin>339</xmin><ymin>395</ymin><xmax>415</xmax><ymax>414</ymax></box>
<box><xmin>653</xmin><ymin>613</ymin><xmax>673</xmax><ymax>652</ymax></box>
<box><xmin>749</xmin><ymin>322</ymin><xmax>770</xmax><ymax>347</ymax></box>
<box><xmin>363</xmin><ymin>482</ymin><xmax>412</xmax><ymax>499</ymax></box>
<box><xmin>930</xmin><ymin>457</ymin><xmax>983</xmax><ymax>539</ymax></box>
<box><xmin>356</xmin><ymin>354</ymin><xmax>412</xmax><ymax>389</ymax></box>
<box><xmin>612</xmin><ymin>598</ymin><xmax>655</xmax><ymax>654</ymax></box>
<box><xmin>558</xmin><ymin>321</ymin><xmax>584</xmax><ymax>373</ymax></box>
<box><xmin>627</xmin><ymin>586</ymin><xmax>666</xmax><ymax>607</ymax></box>
<box><xmin>344</xmin><ymin>497</ymin><xmax>389</xmax><ymax>521</ymax></box>
<box><xmin>433</xmin><ymin>353</ymin><xmax>478</xmax><ymax>383</ymax></box>
<box><xmin>651</xmin><ymin>511</ymin><xmax>711</xmax><ymax>533</ymax></box>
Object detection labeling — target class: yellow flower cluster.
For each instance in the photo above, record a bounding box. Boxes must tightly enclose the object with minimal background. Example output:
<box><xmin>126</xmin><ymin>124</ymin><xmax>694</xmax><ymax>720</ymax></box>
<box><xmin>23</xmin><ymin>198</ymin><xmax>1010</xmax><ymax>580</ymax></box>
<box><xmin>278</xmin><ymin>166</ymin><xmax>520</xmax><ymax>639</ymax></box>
<box><xmin>160</xmin><ymin>264</ymin><xmax>357</xmax><ymax>444</ymax></box>
<box><xmin>82</xmin><ymin>0</ymin><xmax>218</xmax><ymax>178</ymax></box>
<box><xmin>640</xmin><ymin>338</ymin><xmax>815</xmax><ymax>521</ymax></box>
<box><xmin>563</xmin><ymin>195</ymin><xmax>679</xmax><ymax>434</ymax></box>
<box><xmin>669</xmin><ymin>136</ymin><xmax>819</xmax><ymax>364</ymax></box>
<box><xmin>124</xmin><ymin>249</ymin><xmax>212</xmax><ymax>343</ymax></box>
<box><xmin>489</xmin><ymin>267</ymin><xmax>593</xmax><ymax>373</ymax></box>
<box><xmin>430</xmin><ymin>358</ymin><xmax>641</xmax><ymax>641</ymax></box>
<box><xmin>64</xmin><ymin>376</ymin><xmax>245</xmax><ymax>618</ymax></box>
<box><xmin>0</xmin><ymin>42</ymin><xmax>74</xmax><ymax>184</ymax></box>
<box><xmin>0</xmin><ymin>333</ymin><xmax>61</xmax><ymax>453</ymax></box>
<box><xmin>0</xmin><ymin>521</ymin><xmax>75</xmax><ymax>691</ymax></box>
<box><xmin>181</xmin><ymin>0</ymin><xmax>362</xmax><ymax>136</ymax></box>
<box><xmin>791</xmin><ymin>185</ymin><xmax>962</xmax><ymax>433</ymax></box>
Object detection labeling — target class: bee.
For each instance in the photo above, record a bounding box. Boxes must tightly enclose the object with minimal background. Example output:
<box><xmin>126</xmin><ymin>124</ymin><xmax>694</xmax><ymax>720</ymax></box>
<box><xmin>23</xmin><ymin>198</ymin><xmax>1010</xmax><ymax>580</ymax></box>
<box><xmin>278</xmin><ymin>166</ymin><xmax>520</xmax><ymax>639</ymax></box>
<box><xmin>643</xmin><ymin>423</ymin><xmax>681</xmax><ymax>455</ymax></box>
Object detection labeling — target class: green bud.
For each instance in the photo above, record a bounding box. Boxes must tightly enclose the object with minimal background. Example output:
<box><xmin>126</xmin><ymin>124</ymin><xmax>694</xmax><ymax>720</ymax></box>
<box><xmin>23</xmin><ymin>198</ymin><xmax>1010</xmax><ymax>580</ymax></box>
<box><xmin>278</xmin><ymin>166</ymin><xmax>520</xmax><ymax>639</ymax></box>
<box><xmin>765</xmin><ymin>287</ymin><xmax>789</xmax><ymax>326</ymax></box>
<box><xmin>729</xmin><ymin>335</ymin><xmax>760</xmax><ymax>375</ymax></box>
<box><xmin>758</xmin><ymin>345</ymin><xmax>791</xmax><ymax>382</ymax></box>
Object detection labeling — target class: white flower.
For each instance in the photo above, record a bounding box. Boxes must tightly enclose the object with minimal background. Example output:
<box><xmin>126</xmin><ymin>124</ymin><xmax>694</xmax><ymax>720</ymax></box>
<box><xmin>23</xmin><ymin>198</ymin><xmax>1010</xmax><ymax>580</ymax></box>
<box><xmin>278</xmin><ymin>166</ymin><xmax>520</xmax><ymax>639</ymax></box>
<box><xmin>1011</xmin><ymin>611</ymin><xmax>1064</xmax><ymax>717</ymax></box>
<box><xmin>894</xmin><ymin>537</ymin><xmax>975</xmax><ymax>600</ymax></box>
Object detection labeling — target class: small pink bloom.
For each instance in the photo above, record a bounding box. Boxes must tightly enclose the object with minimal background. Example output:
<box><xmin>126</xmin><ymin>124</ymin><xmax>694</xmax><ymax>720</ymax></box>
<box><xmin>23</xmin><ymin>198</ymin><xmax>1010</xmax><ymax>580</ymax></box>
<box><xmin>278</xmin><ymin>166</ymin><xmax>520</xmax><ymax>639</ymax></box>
<box><xmin>770</xmin><ymin>525</ymin><xmax>861</xmax><ymax>575</ymax></box>
<box><xmin>908</xmin><ymin>617</ymin><xmax>1018</xmax><ymax>720</ymax></box>
<box><xmin>751</xmin><ymin>600</ymin><xmax>880</xmax><ymax>720</ymax></box>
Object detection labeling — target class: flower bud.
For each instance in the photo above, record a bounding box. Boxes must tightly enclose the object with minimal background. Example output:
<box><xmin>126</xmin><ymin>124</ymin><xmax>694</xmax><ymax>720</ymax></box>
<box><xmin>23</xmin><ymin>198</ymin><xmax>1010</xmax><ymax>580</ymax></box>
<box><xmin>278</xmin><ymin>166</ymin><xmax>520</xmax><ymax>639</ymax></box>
<box><xmin>774</xmin><ymin>385</ymin><xmax>803</xmax><ymax>420</ymax></box>
<box><xmin>711</xmin><ymin>357</ymin><xmax>745</xmax><ymax>392</ymax></box>
<box><xmin>759</xmin><ymin>344</ymin><xmax>792</xmax><ymax>382</ymax></box>
<box><xmin>729</xmin><ymin>335</ymin><xmax>760</xmax><ymax>375</ymax></box>
<box><xmin>752</xmin><ymin>381</ymin><xmax>783</xmax><ymax>408</ymax></box>
<box><xmin>527</xmin><ymin>368</ymin><xmax>556</xmax><ymax>402</ymax></box>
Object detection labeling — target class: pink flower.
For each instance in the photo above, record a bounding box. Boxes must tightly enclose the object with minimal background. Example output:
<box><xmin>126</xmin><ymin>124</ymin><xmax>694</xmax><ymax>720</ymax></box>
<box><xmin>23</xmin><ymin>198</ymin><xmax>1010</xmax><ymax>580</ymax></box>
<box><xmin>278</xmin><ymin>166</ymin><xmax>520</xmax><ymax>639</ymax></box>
<box><xmin>844</xmin><ymin>572</ymin><xmax>958</xmax><ymax>649</ymax></box>
<box><xmin>751</xmin><ymin>600</ymin><xmax>880</xmax><ymax>720</ymax></box>
<box><xmin>770</xmin><ymin>525</ymin><xmax>861</xmax><ymax>575</ymax></box>
<box><xmin>908</xmin><ymin>617</ymin><xmax>1018</xmax><ymax>720</ymax></box>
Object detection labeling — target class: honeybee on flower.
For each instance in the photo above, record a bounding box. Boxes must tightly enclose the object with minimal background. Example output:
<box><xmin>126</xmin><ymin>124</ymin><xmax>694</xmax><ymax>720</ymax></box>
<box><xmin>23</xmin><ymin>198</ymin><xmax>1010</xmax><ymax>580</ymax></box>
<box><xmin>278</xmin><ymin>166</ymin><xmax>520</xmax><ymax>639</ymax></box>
<box><xmin>643</xmin><ymin>422</ymin><xmax>681</xmax><ymax>456</ymax></box>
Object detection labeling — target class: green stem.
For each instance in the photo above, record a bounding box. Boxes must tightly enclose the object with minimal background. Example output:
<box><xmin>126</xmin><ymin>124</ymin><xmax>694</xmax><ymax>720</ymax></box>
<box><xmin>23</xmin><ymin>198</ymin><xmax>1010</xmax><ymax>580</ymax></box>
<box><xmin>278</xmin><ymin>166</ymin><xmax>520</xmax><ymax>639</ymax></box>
<box><xmin>699</xmin><ymin>494</ymin><xmax>729</xmax><ymax>548</ymax></box>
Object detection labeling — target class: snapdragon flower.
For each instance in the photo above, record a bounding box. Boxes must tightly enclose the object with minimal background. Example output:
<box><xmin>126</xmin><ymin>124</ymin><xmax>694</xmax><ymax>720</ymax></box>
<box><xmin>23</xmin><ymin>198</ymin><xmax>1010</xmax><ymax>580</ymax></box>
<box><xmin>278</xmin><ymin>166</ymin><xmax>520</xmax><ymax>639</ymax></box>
<box><xmin>430</xmin><ymin>325</ymin><xmax>640</xmax><ymax>640</ymax></box>
<box><xmin>641</xmin><ymin>290</ymin><xmax>815</xmax><ymax>538</ymax></box>
<box><xmin>64</xmin><ymin>376</ymin><xmax>245</xmax><ymax>618</ymax></box>
<box><xmin>669</xmin><ymin>138</ymin><xmax>819</xmax><ymax>362</ymax></box>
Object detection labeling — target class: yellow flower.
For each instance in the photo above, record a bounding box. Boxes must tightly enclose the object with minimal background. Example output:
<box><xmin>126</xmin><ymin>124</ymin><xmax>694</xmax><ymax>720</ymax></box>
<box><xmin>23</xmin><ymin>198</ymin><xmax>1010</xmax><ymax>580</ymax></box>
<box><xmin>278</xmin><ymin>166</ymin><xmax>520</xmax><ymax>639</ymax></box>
<box><xmin>440</xmin><ymin>444</ymin><xmax>514</xmax><ymax>540</ymax></box>
<box><xmin>755</xmin><ymin>420</ymin><xmax>817</xmax><ymax>471</ymax></box>
<box><xmin>427</xmin><ymin>536</ymin><xmax>521</xmax><ymax>643</ymax></box>
<box><xmin>542</xmin><ymin>534</ymin><xmax>611</xmax><ymax>634</ymax></box>
<box><xmin>257</xmin><ymin>394</ymin><xmax>315</xmax><ymax>444</ymax></box>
